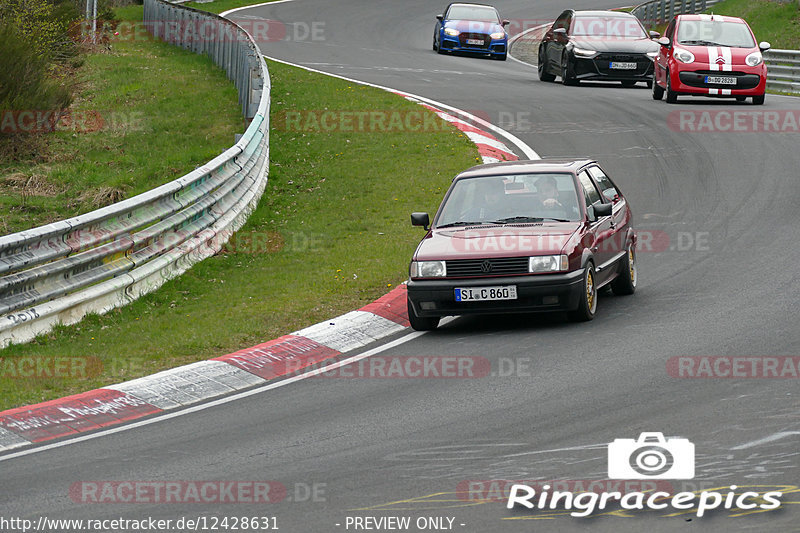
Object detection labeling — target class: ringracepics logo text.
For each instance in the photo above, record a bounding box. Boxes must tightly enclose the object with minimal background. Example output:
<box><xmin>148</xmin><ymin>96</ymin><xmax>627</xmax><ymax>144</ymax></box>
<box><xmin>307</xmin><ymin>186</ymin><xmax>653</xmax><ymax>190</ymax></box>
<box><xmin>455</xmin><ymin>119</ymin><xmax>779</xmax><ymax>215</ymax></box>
<box><xmin>506</xmin><ymin>433</ymin><xmax>783</xmax><ymax>517</ymax></box>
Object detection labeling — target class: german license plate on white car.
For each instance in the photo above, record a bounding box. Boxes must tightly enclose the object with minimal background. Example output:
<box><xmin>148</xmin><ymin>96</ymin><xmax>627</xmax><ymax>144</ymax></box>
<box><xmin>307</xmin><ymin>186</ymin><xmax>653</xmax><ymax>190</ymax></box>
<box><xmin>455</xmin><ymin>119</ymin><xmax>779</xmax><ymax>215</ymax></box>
<box><xmin>466</xmin><ymin>39</ymin><xmax>484</xmax><ymax>45</ymax></box>
<box><xmin>609</xmin><ymin>62</ymin><xmax>637</xmax><ymax>69</ymax></box>
<box><xmin>455</xmin><ymin>286</ymin><xmax>517</xmax><ymax>302</ymax></box>
<box><xmin>705</xmin><ymin>76</ymin><xmax>737</xmax><ymax>85</ymax></box>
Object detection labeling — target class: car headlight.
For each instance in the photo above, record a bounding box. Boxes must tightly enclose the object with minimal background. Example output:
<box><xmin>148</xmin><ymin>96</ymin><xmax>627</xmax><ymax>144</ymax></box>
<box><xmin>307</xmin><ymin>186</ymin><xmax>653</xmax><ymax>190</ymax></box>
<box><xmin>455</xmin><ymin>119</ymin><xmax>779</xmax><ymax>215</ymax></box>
<box><xmin>528</xmin><ymin>255</ymin><xmax>568</xmax><ymax>273</ymax></box>
<box><xmin>673</xmin><ymin>48</ymin><xmax>695</xmax><ymax>64</ymax></box>
<box><xmin>647</xmin><ymin>50</ymin><xmax>658</xmax><ymax>59</ymax></box>
<box><xmin>444</xmin><ymin>27</ymin><xmax>460</xmax><ymax>37</ymax></box>
<box><xmin>745</xmin><ymin>51</ymin><xmax>763</xmax><ymax>66</ymax></box>
<box><xmin>490</xmin><ymin>31</ymin><xmax>505</xmax><ymax>40</ymax></box>
<box><xmin>573</xmin><ymin>47</ymin><xmax>598</xmax><ymax>58</ymax></box>
<box><xmin>410</xmin><ymin>260</ymin><xmax>447</xmax><ymax>278</ymax></box>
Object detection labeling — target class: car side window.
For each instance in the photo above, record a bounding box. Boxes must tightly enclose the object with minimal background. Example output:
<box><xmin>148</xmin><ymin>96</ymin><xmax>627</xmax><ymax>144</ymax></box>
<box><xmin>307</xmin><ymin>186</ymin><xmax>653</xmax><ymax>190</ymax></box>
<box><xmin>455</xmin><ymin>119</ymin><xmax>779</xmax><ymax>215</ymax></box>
<box><xmin>577</xmin><ymin>171</ymin><xmax>602</xmax><ymax>207</ymax></box>
<box><xmin>587</xmin><ymin>166</ymin><xmax>620</xmax><ymax>202</ymax></box>
<box><xmin>665</xmin><ymin>19</ymin><xmax>676</xmax><ymax>41</ymax></box>
<box><xmin>553</xmin><ymin>11</ymin><xmax>569</xmax><ymax>30</ymax></box>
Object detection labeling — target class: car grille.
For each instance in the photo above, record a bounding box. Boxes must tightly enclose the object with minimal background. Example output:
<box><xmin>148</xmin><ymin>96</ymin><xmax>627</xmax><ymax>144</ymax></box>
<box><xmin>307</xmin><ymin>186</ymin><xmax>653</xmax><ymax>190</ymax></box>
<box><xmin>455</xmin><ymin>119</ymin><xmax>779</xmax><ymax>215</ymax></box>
<box><xmin>592</xmin><ymin>53</ymin><xmax>651</xmax><ymax>76</ymax></box>
<box><xmin>459</xmin><ymin>32</ymin><xmax>490</xmax><ymax>49</ymax></box>
<box><xmin>678</xmin><ymin>70</ymin><xmax>761</xmax><ymax>89</ymax></box>
<box><xmin>446</xmin><ymin>257</ymin><xmax>529</xmax><ymax>277</ymax></box>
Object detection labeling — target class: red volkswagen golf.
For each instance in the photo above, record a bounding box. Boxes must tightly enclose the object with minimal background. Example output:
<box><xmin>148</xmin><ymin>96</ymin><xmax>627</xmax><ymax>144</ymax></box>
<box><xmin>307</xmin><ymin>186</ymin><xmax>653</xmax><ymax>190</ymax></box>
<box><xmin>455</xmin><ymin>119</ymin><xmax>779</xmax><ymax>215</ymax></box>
<box><xmin>406</xmin><ymin>159</ymin><xmax>637</xmax><ymax>331</ymax></box>
<box><xmin>652</xmin><ymin>14</ymin><xmax>770</xmax><ymax>104</ymax></box>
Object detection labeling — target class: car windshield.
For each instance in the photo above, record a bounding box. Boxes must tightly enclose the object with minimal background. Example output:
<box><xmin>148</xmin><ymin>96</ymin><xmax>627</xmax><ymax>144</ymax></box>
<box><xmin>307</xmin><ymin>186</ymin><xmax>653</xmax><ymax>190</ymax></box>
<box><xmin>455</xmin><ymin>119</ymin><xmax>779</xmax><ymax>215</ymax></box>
<box><xmin>435</xmin><ymin>173</ymin><xmax>581</xmax><ymax>227</ymax></box>
<box><xmin>571</xmin><ymin>16</ymin><xmax>647</xmax><ymax>39</ymax></box>
<box><xmin>447</xmin><ymin>5</ymin><xmax>499</xmax><ymax>22</ymax></box>
<box><xmin>676</xmin><ymin>20</ymin><xmax>755</xmax><ymax>48</ymax></box>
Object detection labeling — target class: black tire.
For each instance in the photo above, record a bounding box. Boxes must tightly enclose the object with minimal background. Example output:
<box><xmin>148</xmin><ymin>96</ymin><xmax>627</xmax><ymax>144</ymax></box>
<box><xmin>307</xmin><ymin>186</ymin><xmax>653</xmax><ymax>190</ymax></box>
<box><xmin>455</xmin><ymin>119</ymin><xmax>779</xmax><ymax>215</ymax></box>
<box><xmin>652</xmin><ymin>77</ymin><xmax>664</xmax><ymax>100</ymax></box>
<box><xmin>646</xmin><ymin>79</ymin><xmax>653</xmax><ymax>89</ymax></box>
<box><xmin>538</xmin><ymin>46</ymin><xmax>556</xmax><ymax>81</ymax></box>
<box><xmin>568</xmin><ymin>263</ymin><xmax>597</xmax><ymax>322</ymax></box>
<box><xmin>611</xmin><ymin>243</ymin><xmax>637</xmax><ymax>296</ymax></box>
<box><xmin>753</xmin><ymin>94</ymin><xmax>765</xmax><ymax>105</ymax></box>
<box><xmin>561</xmin><ymin>51</ymin><xmax>578</xmax><ymax>86</ymax></box>
<box><xmin>433</xmin><ymin>35</ymin><xmax>437</xmax><ymax>51</ymax></box>
<box><xmin>665</xmin><ymin>71</ymin><xmax>678</xmax><ymax>103</ymax></box>
<box><xmin>408</xmin><ymin>298</ymin><xmax>439</xmax><ymax>331</ymax></box>
<box><xmin>621</xmin><ymin>80</ymin><xmax>637</xmax><ymax>88</ymax></box>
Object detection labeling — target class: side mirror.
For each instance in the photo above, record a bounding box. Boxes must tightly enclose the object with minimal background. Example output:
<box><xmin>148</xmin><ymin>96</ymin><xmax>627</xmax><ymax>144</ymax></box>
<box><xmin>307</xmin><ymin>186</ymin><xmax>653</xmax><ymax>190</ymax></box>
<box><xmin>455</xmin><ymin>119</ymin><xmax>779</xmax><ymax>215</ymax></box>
<box><xmin>411</xmin><ymin>212</ymin><xmax>430</xmax><ymax>230</ymax></box>
<box><xmin>502</xmin><ymin>19</ymin><xmax>510</xmax><ymax>27</ymax></box>
<box><xmin>436</xmin><ymin>14</ymin><xmax>444</xmax><ymax>22</ymax></box>
<box><xmin>594</xmin><ymin>202</ymin><xmax>613</xmax><ymax>217</ymax></box>
<box><xmin>759</xmin><ymin>41</ymin><xmax>771</xmax><ymax>52</ymax></box>
<box><xmin>649</xmin><ymin>31</ymin><xmax>661</xmax><ymax>39</ymax></box>
<box><xmin>657</xmin><ymin>36</ymin><xmax>670</xmax><ymax>48</ymax></box>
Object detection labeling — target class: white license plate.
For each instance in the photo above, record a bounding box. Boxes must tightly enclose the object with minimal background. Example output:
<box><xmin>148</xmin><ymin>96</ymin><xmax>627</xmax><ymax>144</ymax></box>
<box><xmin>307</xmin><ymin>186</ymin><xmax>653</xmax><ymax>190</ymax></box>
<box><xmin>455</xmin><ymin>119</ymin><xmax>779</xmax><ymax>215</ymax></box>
<box><xmin>705</xmin><ymin>76</ymin><xmax>737</xmax><ymax>85</ymax></box>
<box><xmin>455</xmin><ymin>286</ymin><xmax>518</xmax><ymax>302</ymax></box>
<box><xmin>466</xmin><ymin>39</ymin><xmax>484</xmax><ymax>45</ymax></box>
<box><xmin>609</xmin><ymin>62</ymin><xmax>637</xmax><ymax>70</ymax></box>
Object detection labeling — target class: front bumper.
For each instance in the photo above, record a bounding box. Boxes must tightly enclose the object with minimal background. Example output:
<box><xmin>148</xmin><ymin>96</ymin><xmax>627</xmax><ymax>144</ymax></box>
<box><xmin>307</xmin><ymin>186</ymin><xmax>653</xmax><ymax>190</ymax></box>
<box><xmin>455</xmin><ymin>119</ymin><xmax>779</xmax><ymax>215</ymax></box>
<box><xmin>440</xmin><ymin>34</ymin><xmax>507</xmax><ymax>56</ymax></box>
<box><xmin>573</xmin><ymin>54</ymin><xmax>655</xmax><ymax>81</ymax></box>
<box><xmin>670</xmin><ymin>65</ymin><xmax>766</xmax><ymax>95</ymax></box>
<box><xmin>407</xmin><ymin>269</ymin><xmax>585</xmax><ymax>318</ymax></box>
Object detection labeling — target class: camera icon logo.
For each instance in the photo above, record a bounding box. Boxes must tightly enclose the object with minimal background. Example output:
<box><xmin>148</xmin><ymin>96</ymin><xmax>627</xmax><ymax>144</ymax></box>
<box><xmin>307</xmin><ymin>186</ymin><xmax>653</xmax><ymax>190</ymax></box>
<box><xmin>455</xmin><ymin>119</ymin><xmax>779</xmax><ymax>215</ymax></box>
<box><xmin>608</xmin><ymin>432</ymin><xmax>695</xmax><ymax>480</ymax></box>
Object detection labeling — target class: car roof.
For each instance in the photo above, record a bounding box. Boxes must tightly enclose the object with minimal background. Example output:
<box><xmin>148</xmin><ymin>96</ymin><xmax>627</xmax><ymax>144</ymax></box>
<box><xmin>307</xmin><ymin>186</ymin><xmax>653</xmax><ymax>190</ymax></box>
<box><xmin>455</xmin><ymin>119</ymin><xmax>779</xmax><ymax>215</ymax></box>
<box><xmin>455</xmin><ymin>159</ymin><xmax>596</xmax><ymax>179</ymax></box>
<box><xmin>675</xmin><ymin>13</ymin><xmax>746</xmax><ymax>24</ymax></box>
<box><xmin>448</xmin><ymin>2</ymin><xmax>496</xmax><ymax>10</ymax></box>
<box><xmin>572</xmin><ymin>10</ymin><xmax>637</xmax><ymax>17</ymax></box>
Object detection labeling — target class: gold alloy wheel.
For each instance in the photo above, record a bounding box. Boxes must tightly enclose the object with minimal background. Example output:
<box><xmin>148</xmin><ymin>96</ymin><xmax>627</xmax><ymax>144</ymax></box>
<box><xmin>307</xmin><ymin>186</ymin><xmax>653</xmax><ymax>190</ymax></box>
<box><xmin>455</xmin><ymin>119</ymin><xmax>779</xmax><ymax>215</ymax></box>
<box><xmin>628</xmin><ymin>247</ymin><xmax>637</xmax><ymax>286</ymax></box>
<box><xmin>587</xmin><ymin>268</ymin><xmax>596</xmax><ymax>314</ymax></box>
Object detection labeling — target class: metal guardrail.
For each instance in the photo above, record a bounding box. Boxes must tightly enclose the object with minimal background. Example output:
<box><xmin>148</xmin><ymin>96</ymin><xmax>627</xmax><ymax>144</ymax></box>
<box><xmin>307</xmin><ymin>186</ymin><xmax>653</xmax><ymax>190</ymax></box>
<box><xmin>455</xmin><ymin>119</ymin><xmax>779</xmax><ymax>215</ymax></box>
<box><xmin>632</xmin><ymin>0</ymin><xmax>721</xmax><ymax>29</ymax></box>
<box><xmin>0</xmin><ymin>0</ymin><xmax>270</xmax><ymax>348</ymax></box>
<box><xmin>764</xmin><ymin>49</ymin><xmax>800</xmax><ymax>94</ymax></box>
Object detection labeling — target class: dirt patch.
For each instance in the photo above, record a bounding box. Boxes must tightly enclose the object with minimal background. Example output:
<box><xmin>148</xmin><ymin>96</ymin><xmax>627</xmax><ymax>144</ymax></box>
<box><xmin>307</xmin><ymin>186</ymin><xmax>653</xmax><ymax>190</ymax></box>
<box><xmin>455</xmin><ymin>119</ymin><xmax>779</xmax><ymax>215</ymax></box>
<box><xmin>0</xmin><ymin>172</ymin><xmax>65</xmax><ymax>197</ymax></box>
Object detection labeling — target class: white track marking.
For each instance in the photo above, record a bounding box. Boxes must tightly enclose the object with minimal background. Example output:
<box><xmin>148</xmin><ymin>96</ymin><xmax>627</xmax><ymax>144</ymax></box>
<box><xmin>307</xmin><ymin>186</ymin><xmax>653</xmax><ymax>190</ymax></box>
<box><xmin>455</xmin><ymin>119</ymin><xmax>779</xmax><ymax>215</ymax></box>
<box><xmin>220</xmin><ymin>0</ymin><xmax>293</xmax><ymax>18</ymax></box>
<box><xmin>0</xmin><ymin>331</ymin><xmax>425</xmax><ymax>463</ymax></box>
<box><xmin>730</xmin><ymin>431</ymin><xmax>800</xmax><ymax>450</ymax></box>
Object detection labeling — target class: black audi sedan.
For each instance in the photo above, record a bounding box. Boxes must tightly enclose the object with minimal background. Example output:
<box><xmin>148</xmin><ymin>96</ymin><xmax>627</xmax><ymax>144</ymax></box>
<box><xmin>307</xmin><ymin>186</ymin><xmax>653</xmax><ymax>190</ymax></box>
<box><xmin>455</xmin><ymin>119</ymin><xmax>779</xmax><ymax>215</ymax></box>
<box><xmin>538</xmin><ymin>10</ymin><xmax>661</xmax><ymax>87</ymax></box>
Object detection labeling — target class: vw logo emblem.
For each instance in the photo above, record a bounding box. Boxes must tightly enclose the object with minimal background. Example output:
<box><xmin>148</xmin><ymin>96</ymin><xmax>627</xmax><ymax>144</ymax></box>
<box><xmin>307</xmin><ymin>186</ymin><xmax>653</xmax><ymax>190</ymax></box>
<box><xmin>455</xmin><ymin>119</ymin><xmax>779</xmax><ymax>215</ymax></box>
<box><xmin>481</xmin><ymin>259</ymin><xmax>492</xmax><ymax>273</ymax></box>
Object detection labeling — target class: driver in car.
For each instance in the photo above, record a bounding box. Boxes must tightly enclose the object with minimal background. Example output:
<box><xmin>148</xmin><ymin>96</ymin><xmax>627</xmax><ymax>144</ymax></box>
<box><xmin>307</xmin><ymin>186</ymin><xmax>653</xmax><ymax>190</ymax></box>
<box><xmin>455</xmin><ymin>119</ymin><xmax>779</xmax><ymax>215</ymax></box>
<box><xmin>535</xmin><ymin>176</ymin><xmax>562</xmax><ymax>208</ymax></box>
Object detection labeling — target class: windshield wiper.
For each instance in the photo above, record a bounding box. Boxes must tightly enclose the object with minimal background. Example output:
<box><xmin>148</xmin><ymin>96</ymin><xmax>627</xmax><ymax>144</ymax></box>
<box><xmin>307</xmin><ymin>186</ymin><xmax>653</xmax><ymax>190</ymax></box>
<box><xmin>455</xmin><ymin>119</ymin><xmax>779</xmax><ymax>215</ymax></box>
<box><xmin>489</xmin><ymin>216</ymin><xmax>544</xmax><ymax>224</ymax></box>
<box><xmin>540</xmin><ymin>217</ymin><xmax>572</xmax><ymax>222</ymax></box>
<box><xmin>436</xmin><ymin>221</ymin><xmax>493</xmax><ymax>229</ymax></box>
<box><xmin>679</xmin><ymin>40</ymin><xmax>718</xmax><ymax>46</ymax></box>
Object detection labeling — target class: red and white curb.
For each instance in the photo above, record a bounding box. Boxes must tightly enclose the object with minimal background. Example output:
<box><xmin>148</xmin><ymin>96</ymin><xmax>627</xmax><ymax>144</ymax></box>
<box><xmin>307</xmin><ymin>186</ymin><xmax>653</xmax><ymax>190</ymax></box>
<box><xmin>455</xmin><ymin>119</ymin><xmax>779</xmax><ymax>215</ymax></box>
<box><xmin>396</xmin><ymin>93</ymin><xmax>518</xmax><ymax>164</ymax></box>
<box><xmin>0</xmin><ymin>286</ymin><xmax>409</xmax><ymax>452</ymax></box>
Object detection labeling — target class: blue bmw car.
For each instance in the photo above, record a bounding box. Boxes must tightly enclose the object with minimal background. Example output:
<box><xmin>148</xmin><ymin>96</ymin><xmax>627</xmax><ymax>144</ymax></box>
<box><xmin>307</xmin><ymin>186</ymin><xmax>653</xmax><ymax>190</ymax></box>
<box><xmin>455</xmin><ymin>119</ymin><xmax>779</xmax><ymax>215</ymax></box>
<box><xmin>433</xmin><ymin>2</ymin><xmax>509</xmax><ymax>60</ymax></box>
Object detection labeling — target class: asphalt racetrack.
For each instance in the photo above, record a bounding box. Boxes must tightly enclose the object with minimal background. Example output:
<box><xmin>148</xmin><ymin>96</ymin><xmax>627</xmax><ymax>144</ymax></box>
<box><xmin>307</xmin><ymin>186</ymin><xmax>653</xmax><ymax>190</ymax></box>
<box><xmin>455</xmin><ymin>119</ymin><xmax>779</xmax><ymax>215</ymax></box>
<box><xmin>1</xmin><ymin>1</ymin><xmax>799</xmax><ymax>532</ymax></box>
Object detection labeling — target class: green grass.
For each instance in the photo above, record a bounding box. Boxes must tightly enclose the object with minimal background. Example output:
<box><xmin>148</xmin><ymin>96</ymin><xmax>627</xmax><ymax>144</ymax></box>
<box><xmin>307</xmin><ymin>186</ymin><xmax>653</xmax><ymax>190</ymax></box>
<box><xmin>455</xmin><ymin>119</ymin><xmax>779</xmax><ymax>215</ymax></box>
<box><xmin>184</xmin><ymin>0</ymin><xmax>276</xmax><ymax>15</ymax></box>
<box><xmin>0</xmin><ymin>5</ymin><xmax>243</xmax><ymax>235</ymax></box>
<box><xmin>706</xmin><ymin>0</ymin><xmax>800</xmax><ymax>49</ymax></box>
<box><xmin>0</xmin><ymin>57</ymin><xmax>478</xmax><ymax>410</ymax></box>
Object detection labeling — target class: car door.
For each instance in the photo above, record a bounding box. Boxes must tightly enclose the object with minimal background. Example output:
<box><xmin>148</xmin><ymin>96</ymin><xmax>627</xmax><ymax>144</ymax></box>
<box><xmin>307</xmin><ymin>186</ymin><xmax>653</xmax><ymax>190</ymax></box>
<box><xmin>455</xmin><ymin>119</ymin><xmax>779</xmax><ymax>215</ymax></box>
<box><xmin>587</xmin><ymin>165</ymin><xmax>629</xmax><ymax>267</ymax></box>
<box><xmin>577</xmin><ymin>169</ymin><xmax>615</xmax><ymax>285</ymax></box>
<box><xmin>656</xmin><ymin>18</ymin><xmax>676</xmax><ymax>86</ymax></box>
<box><xmin>547</xmin><ymin>11</ymin><xmax>571</xmax><ymax>67</ymax></box>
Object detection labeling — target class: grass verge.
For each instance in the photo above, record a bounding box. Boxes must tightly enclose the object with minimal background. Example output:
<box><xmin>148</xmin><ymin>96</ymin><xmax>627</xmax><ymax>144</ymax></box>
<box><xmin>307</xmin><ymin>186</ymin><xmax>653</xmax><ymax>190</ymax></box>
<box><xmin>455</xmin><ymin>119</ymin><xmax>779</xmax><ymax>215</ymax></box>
<box><xmin>0</xmin><ymin>59</ymin><xmax>478</xmax><ymax>410</ymax></box>
<box><xmin>184</xmin><ymin>0</ymin><xmax>274</xmax><ymax>15</ymax></box>
<box><xmin>706</xmin><ymin>0</ymin><xmax>800</xmax><ymax>49</ymax></box>
<box><xmin>0</xmin><ymin>5</ymin><xmax>243</xmax><ymax>235</ymax></box>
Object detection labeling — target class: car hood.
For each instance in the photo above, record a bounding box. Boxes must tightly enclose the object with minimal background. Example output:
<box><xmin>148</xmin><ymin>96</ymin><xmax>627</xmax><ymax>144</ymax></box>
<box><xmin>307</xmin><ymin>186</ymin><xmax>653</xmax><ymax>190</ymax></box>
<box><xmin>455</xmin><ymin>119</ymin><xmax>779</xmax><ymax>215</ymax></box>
<box><xmin>674</xmin><ymin>44</ymin><xmax>759</xmax><ymax>65</ymax></box>
<box><xmin>571</xmin><ymin>37</ymin><xmax>659</xmax><ymax>54</ymax></box>
<box><xmin>444</xmin><ymin>19</ymin><xmax>505</xmax><ymax>35</ymax></box>
<box><xmin>414</xmin><ymin>223</ymin><xmax>581</xmax><ymax>261</ymax></box>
